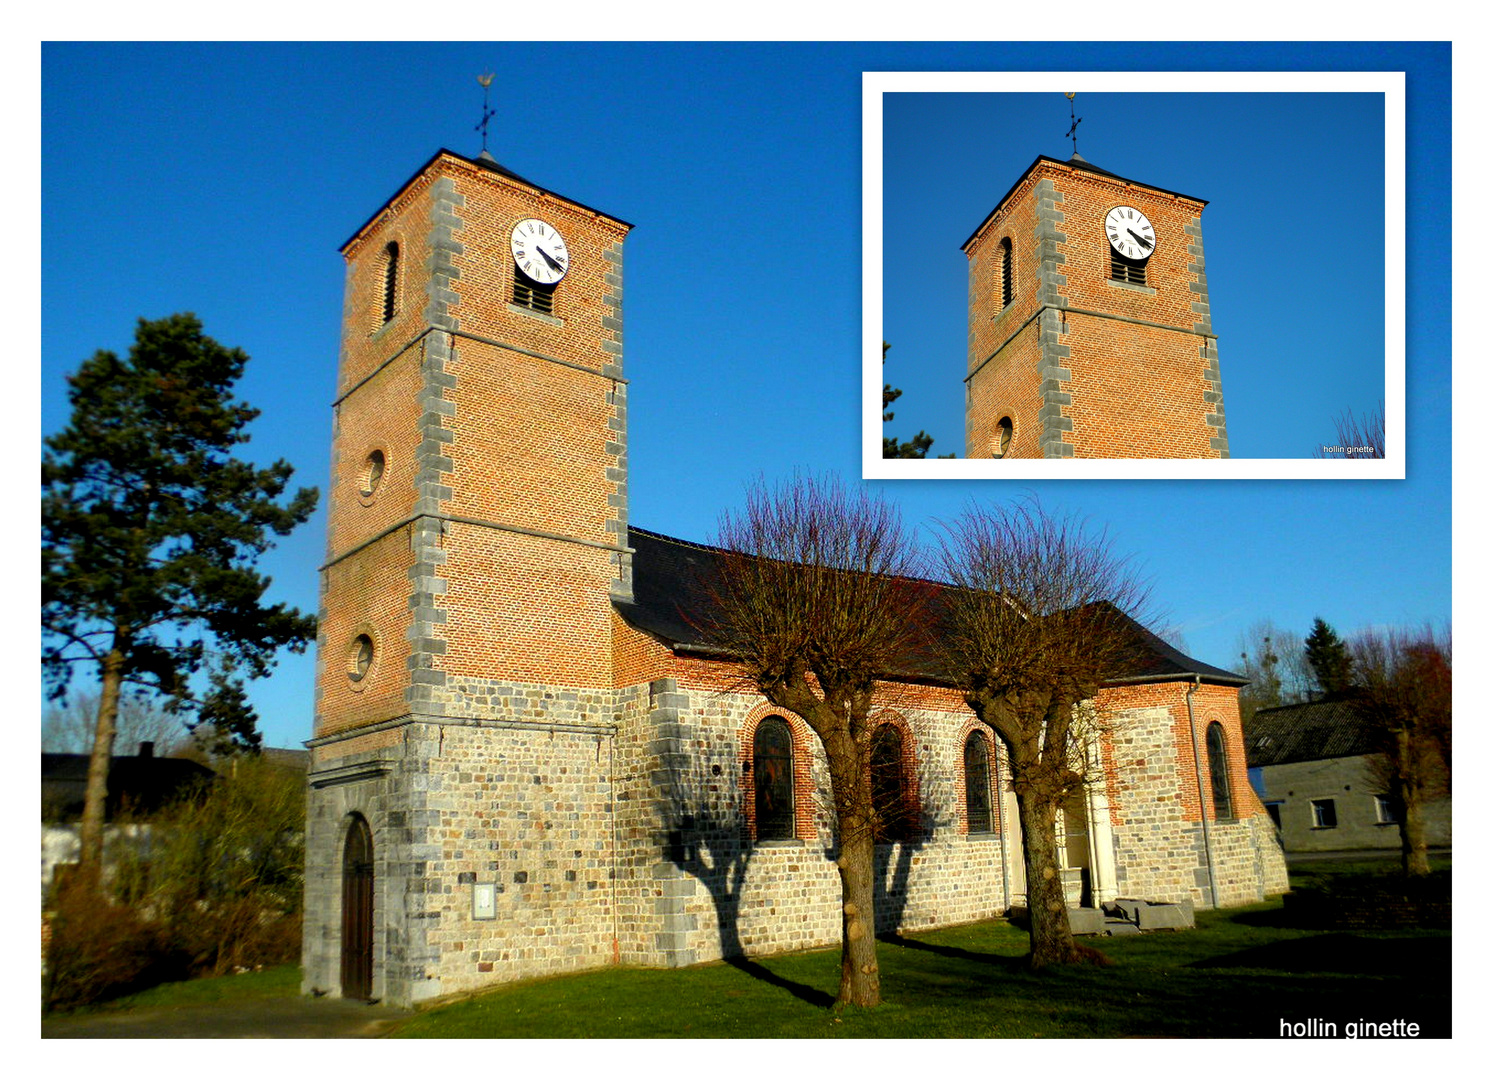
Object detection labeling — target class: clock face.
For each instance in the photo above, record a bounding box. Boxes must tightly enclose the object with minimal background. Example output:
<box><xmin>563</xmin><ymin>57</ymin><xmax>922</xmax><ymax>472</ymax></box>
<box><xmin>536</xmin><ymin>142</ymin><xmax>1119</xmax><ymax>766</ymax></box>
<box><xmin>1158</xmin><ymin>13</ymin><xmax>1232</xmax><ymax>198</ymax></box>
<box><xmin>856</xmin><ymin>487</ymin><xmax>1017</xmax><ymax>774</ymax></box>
<box><xmin>510</xmin><ymin>218</ymin><xmax>569</xmax><ymax>285</ymax></box>
<box><xmin>1105</xmin><ymin>206</ymin><xmax>1156</xmax><ymax>261</ymax></box>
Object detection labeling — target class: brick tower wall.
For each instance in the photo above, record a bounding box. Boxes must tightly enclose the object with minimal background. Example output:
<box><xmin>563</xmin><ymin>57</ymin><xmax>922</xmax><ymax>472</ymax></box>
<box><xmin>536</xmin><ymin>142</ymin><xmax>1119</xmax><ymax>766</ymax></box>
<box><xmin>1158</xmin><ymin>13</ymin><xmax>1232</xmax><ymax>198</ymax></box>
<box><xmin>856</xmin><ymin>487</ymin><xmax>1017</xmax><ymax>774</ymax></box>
<box><xmin>965</xmin><ymin>159</ymin><xmax>1228</xmax><ymax>458</ymax></box>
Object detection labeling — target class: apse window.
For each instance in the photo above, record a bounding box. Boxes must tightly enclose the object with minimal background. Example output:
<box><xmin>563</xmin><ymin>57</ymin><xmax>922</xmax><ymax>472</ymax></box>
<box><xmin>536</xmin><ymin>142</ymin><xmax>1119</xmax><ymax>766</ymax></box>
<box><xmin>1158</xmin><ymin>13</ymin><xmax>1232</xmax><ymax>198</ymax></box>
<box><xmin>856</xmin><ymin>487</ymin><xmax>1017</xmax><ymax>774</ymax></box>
<box><xmin>348</xmin><ymin>635</ymin><xmax>374</xmax><ymax>684</ymax></box>
<box><xmin>359</xmin><ymin>450</ymin><xmax>386</xmax><ymax>498</ymax></box>
<box><xmin>963</xmin><ymin>731</ymin><xmax>993</xmax><ymax>834</ymax></box>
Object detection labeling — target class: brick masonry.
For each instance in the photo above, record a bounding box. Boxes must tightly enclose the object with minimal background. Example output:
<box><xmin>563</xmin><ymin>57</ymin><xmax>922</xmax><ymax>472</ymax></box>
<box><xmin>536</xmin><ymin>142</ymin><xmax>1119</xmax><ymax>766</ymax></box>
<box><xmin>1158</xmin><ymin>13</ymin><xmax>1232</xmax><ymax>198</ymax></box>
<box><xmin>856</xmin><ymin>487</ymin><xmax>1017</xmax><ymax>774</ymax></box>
<box><xmin>303</xmin><ymin>150</ymin><xmax>1284</xmax><ymax>1008</ymax></box>
<box><xmin>965</xmin><ymin>158</ymin><xmax>1229</xmax><ymax>458</ymax></box>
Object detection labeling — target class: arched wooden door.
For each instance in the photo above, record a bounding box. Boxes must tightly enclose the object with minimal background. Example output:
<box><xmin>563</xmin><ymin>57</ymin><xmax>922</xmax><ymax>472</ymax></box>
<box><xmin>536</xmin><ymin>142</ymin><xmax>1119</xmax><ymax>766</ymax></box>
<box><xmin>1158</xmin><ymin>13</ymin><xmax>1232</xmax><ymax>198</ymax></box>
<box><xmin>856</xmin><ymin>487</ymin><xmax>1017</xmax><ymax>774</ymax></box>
<box><xmin>340</xmin><ymin>814</ymin><xmax>374</xmax><ymax>1001</ymax></box>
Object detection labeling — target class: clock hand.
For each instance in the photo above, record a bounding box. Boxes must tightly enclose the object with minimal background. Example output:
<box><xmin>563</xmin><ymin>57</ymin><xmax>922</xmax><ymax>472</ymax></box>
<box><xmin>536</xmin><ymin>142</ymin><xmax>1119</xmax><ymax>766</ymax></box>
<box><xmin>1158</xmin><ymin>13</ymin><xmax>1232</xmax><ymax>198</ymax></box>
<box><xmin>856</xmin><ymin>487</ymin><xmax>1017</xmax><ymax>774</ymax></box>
<box><xmin>1127</xmin><ymin>228</ymin><xmax>1153</xmax><ymax>250</ymax></box>
<box><xmin>537</xmin><ymin>247</ymin><xmax>565</xmax><ymax>272</ymax></box>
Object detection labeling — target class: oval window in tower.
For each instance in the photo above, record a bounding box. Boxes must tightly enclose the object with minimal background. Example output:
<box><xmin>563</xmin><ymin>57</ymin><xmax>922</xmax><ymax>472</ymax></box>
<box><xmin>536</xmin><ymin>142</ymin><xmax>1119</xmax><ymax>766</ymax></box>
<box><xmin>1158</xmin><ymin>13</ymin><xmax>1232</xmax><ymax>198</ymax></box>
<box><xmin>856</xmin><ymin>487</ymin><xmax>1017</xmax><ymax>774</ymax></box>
<box><xmin>348</xmin><ymin>634</ymin><xmax>375</xmax><ymax>686</ymax></box>
<box><xmin>359</xmin><ymin>450</ymin><xmax>386</xmax><ymax>499</ymax></box>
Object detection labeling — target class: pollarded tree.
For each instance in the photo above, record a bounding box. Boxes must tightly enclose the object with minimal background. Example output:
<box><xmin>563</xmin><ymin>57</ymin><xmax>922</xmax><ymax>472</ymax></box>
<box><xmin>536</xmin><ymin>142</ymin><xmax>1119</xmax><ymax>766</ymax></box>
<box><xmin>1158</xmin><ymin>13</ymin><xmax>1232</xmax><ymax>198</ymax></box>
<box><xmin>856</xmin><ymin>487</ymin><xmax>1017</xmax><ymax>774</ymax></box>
<box><xmin>42</xmin><ymin>314</ymin><xmax>318</xmax><ymax>890</ymax></box>
<box><xmin>707</xmin><ymin>474</ymin><xmax>929</xmax><ymax>1007</ymax></box>
<box><xmin>1350</xmin><ymin>626</ymin><xmax>1451</xmax><ymax>878</ymax></box>
<box><xmin>937</xmin><ymin>499</ymin><xmax>1151</xmax><ymax>969</ymax></box>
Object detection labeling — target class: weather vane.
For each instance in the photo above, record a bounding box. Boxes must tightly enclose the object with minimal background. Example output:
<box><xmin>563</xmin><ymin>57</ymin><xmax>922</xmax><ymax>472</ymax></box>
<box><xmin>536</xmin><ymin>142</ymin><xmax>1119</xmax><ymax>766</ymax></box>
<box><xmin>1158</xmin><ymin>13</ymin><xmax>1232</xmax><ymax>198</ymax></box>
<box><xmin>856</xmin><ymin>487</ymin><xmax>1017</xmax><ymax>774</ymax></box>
<box><xmin>475</xmin><ymin>73</ymin><xmax>497</xmax><ymax>155</ymax></box>
<box><xmin>1064</xmin><ymin>92</ymin><xmax>1082</xmax><ymax>156</ymax></box>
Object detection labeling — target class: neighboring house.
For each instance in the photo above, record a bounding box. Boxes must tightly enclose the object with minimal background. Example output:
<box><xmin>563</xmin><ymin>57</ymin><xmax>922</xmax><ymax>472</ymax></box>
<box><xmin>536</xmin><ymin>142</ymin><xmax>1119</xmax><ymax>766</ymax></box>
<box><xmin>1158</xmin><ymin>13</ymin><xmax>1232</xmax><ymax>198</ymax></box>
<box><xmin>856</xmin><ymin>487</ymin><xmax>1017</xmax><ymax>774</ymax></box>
<box><xmin>1245</xmin><ymin>699</ymin><xmax>1451</xmax><ymax>854</ymax></box>
<box><xmin>41</xmin><ymin>742</ymin><xmax>215</xmax><ymax>899</ymax></box>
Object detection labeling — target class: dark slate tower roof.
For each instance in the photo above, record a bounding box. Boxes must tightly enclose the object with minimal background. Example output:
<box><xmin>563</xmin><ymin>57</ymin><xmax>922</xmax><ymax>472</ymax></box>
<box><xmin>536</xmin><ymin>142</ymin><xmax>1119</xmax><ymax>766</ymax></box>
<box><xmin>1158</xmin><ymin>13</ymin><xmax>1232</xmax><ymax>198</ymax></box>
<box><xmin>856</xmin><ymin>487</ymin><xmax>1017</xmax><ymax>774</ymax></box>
<box><xmin>614</xmin><ymin>527</ymin><xmax>1245</xmax><ymax>687</ymax></box>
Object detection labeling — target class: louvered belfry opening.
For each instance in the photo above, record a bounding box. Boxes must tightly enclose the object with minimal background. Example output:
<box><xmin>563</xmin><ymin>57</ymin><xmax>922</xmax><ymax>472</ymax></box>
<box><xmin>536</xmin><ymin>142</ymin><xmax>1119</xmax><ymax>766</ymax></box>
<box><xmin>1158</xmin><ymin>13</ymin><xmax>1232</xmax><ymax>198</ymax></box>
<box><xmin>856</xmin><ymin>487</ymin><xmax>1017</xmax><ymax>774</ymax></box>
<box><xmin>381</xmin><ymin>242</ymin><xmax>399</xmax><ymax>323</ymax></box>
<box><xmin>513</xmin><ymin>274</ymin><xmax>556</xmax><ymax>315</ymax></box>
<box><xmin>1109</xmin><ymin>247</ymin><xmax>1147</xmax><ymax>286</ymax></box>
<box><xmin>999</xmin><ymin>237</ymin><xmax>1013</xmax><ymax>308</ymax></box>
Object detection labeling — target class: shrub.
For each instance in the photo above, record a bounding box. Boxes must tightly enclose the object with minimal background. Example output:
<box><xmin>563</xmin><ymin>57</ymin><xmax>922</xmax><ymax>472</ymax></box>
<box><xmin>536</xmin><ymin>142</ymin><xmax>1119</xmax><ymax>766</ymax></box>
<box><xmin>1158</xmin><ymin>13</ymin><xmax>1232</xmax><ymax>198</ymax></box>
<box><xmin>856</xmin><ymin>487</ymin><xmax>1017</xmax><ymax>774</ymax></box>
<box><xmin>43</xmin><ymin>878</ymin><xmax>187</xmax><ymax>1012</ymax></box>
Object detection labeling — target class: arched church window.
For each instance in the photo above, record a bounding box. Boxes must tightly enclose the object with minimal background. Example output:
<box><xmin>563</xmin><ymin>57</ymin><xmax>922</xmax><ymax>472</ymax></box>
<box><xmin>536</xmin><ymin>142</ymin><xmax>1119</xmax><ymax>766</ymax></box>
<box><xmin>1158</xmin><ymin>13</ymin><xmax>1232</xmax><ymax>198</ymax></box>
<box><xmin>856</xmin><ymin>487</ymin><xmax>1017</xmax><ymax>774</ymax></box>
<box><xmin>870</xmin><ymin>724</ymin><xmax>911</xmax><ymax>842</ymax></box>
<box><xmin>381</xmin><ymin>242</ymin><xmax>400</xmax><ymax>324</ymax></box>
<box><xmin>964</xmin><ymin>731</ymin><xmax>993</xmax><ymax>834</ymax></box>
<box><xmin>1205</xmin><ymin>721</ymin><xmax>1233</xmax><ymax>820</ymax></box>
<box><xmin>998</xmin><ymin>237</ymin><xmax>1013</xmax><ymax>309</ymax></box>
<box><xmin>752</xmin><ymin>716</ymin><xmax>795</xmax><ymax>841</ymax></box>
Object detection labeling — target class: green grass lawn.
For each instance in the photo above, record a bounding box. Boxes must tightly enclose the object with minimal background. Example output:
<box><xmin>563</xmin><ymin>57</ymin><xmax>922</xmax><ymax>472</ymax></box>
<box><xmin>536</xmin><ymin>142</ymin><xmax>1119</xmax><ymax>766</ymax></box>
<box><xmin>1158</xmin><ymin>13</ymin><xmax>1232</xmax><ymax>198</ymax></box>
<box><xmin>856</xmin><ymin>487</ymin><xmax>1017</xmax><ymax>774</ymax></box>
<box><xmin>48</xmin><ymin>963</ymin><xmax>302</xmax><ymax>1017</ymax></box>
<box><xmin>55</xmin><ymin>856</ymin><xmax>1449</xmax><ymax>1038</ymax></box>
<box><xmin>391</xmin><ymin>899</ymin><xmax>1451</xmax><ymax>1038</ymax></box>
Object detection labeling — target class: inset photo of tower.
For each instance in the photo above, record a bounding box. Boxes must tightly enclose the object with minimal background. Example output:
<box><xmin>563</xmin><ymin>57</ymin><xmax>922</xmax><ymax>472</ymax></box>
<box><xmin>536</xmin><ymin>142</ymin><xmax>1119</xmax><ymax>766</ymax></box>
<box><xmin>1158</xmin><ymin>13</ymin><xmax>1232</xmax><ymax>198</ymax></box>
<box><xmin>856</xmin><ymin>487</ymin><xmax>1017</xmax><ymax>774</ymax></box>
<box><xmin>865</xmin><ymin>74</ymin><xmax>1403</xmax><ymax>477</ymax></box>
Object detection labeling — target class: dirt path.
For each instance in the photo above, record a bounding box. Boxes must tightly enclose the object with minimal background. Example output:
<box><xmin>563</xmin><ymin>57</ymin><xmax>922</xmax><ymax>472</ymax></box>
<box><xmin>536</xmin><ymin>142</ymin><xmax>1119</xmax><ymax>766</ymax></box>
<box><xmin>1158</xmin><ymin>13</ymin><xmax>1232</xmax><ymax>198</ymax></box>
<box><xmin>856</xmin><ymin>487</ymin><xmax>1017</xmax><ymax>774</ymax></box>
<box><xmin>41</xmin><ymin>995</ymin><xmax>411</xmax><ymax>1039</ymax></box>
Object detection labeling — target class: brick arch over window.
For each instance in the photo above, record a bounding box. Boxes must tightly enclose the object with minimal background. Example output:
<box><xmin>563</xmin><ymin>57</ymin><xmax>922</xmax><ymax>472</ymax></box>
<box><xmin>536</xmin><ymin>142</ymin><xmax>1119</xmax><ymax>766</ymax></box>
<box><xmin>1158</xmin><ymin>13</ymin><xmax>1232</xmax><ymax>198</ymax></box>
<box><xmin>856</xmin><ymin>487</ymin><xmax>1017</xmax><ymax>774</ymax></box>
<box><xmin>867</xmin><ymin>712</ymin><xmax>920</xmax><ymax>843</ymax></box>
<box><xmin>738</xmin><ymin>707</ymin><xmax>816</xmax><ymax>843</ymax></box>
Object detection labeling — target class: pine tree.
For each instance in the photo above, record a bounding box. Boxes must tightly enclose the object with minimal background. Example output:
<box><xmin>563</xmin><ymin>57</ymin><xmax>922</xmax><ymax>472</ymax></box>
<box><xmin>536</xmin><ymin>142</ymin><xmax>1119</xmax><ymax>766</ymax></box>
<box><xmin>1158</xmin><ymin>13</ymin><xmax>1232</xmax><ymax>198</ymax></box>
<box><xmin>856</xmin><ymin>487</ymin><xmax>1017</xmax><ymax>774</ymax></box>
<box><xmin>42</xmin><ymin>314</ymin><xmax>319</xmax><ymax>889</ymax></box>
<box><xmin>882</xmin><ymin>341</ymin><xmax>953</xmax><ymax>458</ymax></box>
<box><xmin>1304</xmin><ymin>617</ymin><xmax>1355</xmax><ymax>697</ymax></box>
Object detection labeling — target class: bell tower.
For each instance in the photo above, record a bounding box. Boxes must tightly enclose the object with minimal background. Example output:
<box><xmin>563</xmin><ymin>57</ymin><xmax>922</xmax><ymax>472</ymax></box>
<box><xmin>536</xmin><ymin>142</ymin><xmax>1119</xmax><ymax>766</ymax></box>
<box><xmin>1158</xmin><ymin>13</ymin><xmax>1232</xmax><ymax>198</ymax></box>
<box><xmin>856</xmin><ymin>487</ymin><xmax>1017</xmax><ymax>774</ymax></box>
<box><xmin>303</xmin><ymin>148</ymin><xmax>633</xmax><ymax>1005</ymax></box>
<box><xmin>962</xmin><ymin>153</ymin><xmax>1229</xmax><ymax>459</ymax></box>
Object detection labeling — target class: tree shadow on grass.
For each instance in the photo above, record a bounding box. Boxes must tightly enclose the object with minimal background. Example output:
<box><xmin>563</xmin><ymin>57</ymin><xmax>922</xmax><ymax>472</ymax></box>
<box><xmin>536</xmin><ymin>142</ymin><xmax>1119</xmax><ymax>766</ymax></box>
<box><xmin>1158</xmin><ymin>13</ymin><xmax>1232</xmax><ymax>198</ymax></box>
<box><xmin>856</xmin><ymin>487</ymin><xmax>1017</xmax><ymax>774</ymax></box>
<box><xmin>876</xmin><ymin>932</ymin><xmax>1028</xmax><ymax>973</ymax></box>
<box><xmin>722</xmin><ymin>956</ymin><xmax>836</xmax><ymax>1008</ymax></box>
<box><xmin>1190</xmin><ymin>933</ymin><xmax>1451</xmax><ymax>977</ymax></box>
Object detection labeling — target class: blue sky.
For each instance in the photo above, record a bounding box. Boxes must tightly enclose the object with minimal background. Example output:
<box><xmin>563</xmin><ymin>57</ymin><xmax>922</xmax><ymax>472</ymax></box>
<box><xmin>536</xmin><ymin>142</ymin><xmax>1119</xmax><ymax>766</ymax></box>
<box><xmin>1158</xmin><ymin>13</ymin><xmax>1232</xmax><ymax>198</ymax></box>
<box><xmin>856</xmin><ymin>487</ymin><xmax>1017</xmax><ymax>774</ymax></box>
<box><xmin>878</xmin><ymin>86</ymin><xmax>1390</xmax><ymax>463</ymax></box>
<box><xmin>40</xmin><ymin>41</ymin><xmax>1452</xmax><ymax>753</ymax></box>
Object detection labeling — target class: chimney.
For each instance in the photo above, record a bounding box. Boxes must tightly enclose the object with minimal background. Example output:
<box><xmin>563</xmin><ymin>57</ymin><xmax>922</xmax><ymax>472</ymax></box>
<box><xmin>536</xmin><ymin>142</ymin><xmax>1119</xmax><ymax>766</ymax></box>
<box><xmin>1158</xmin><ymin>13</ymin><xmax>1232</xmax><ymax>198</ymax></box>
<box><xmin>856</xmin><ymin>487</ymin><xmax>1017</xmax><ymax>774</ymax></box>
<box><xmin>138</xmin><ymin>741</ymin><xmax>154</xmax><ymax>759</ymax></box>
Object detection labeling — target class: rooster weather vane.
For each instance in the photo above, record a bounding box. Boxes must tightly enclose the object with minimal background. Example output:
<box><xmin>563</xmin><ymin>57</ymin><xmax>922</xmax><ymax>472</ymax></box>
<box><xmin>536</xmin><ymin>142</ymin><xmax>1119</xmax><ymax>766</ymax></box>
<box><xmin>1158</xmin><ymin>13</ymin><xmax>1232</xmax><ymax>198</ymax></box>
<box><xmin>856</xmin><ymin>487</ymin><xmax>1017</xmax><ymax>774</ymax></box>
<box><xmin>1065</xmin><ymin>92</ymin><xmax>1082</xmax><ymax>156</ymax></box>
<box><xmin>475</xmin><ymin>73</ymin><xmax>497</xmax><ymax>156</ymax></box>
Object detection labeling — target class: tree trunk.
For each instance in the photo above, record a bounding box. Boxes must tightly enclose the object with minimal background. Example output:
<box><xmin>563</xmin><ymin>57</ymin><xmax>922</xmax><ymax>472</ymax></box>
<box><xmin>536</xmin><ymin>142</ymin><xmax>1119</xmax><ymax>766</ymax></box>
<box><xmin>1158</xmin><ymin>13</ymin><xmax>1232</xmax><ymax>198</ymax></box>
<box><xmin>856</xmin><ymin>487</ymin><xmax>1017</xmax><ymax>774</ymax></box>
<box><xmin>1393</xmin><ymin>730</ymin><xmax>1431</xmax><ymax>878</ymax></box>
<box><xmin>1014</xmin><ymin>788</ymin><xmax>1086</xmax><ymax>970</ymax></box>
<box><xmin>835</xmin><ymin>825</ymin><xmax>881</xmax><ymax>1006</ymax></box>
<box><xmin>76</xmin><ymin>645</ymin><xmax>125</xmax><ymax>893</ymax></box>
<box><xmin>821</xmin><ymin>724</ymin><xmax>881</xmax><ymax>1007</ymax></box>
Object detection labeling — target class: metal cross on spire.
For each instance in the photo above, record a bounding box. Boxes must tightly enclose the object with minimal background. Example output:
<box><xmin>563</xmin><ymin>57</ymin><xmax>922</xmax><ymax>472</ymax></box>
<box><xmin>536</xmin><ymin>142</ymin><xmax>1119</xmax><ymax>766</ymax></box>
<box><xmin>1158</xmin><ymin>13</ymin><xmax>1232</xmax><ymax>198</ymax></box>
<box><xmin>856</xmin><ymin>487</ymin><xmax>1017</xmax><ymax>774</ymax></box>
<box><xmin>1064</xmin><ymin>92</ymin><xmax>1083</xmax><ymax>156</ymax></box>
<box><xmin>475</xmin><ymin>73</ymin><xmax>497</xmax><ymax>157</ymax></box>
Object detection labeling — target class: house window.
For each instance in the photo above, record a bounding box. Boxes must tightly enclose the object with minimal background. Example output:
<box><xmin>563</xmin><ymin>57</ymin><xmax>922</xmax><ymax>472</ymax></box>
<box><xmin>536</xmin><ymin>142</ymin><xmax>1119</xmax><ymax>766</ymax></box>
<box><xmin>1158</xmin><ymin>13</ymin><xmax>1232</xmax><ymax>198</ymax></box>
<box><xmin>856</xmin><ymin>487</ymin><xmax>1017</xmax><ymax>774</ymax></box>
<box><xmin>1374</xmin><ymin>795</ymin><xmax>1401</xmax><ymax>824</ymax></box>
<box><xmin>1205</xmin><ymin>722</ymin><xmax>1233</xmax><ymax>820</ymax></box>
<box><xmin>512</xmin><ymin>274</ymin><xmax>556</xmax><ymax>315</ymax></box>
<box><xmin>381</xmin><ymin>242</ymin><xmax>400</xmax><ymax>324</ymax></box>
<box><xmin>752</xmin><ymin>716</ymin><xmax>795</xmax><ymax>841</ymax></box>
<box><xmin>963</xmin><ymin>731</ymin><xmax>993</xmax><ymax>834</ymax></box>
<box><xmin>998</xmin><ymin>237</ymin><xmax>1013</xmax><ymax>309</ymax></box>
<box><xmin>1109</xmin><ymin>248</ymin><xmax>1147</xmax><ymax>286</ymax></box>
<box><xmin>870</xmin><ymin>724</ymin><xmax>911</xmax><ymax>842</ymax></box>
<box><xmin>1311</xmin><ymin>798</ymin><xmax>1337</xmax><ymax>829</ymax></box>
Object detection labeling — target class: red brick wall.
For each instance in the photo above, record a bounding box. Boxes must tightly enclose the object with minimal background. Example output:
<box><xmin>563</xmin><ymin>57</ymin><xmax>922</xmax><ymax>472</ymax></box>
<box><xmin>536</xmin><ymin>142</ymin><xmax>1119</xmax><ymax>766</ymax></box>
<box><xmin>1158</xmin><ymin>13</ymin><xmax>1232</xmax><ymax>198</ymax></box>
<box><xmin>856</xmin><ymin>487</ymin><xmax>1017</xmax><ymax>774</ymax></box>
<box><xmin>965</xmin><ymin>159</ymin><xmax>1223</xmax><ymax>458</ymax></box>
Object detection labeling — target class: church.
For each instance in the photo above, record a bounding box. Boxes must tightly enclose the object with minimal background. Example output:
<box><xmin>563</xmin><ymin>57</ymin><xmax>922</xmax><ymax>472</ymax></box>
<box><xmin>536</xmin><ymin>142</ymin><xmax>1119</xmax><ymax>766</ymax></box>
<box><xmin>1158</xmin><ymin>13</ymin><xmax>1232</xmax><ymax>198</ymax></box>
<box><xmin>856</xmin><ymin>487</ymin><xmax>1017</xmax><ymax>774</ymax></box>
<box><xmin>301</xmin><ymin>147</ymin><xmax>1286</xmax><ymax>1007</ymax></box>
